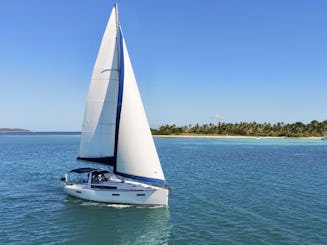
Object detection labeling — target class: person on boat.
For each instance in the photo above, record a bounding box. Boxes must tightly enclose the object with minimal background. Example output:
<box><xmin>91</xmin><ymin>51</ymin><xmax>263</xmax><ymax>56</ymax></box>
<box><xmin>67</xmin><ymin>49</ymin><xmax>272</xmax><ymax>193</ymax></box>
<box><xmin>91</xmin><ymin>172</ymin><xmax>99</xmax><ymax>183</ymax></box>
<box><xmin>98</xmin><ymin>174</ymin><xmax>105</xmax><ymax>182</ymax></box>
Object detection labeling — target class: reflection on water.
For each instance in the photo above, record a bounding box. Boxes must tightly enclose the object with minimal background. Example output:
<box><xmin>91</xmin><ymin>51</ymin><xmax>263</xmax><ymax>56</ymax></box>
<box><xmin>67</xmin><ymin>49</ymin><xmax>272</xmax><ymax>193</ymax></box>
<box><xmin>62</xmin><ymin>197</ymin><xmax>171</xmax><ymax>244</ymax></box>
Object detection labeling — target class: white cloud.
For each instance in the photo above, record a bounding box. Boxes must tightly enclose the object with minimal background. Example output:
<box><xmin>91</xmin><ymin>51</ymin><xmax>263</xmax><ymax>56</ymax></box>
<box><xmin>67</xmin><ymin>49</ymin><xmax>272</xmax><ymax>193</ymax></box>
<box><xmin>211</xmin><ymin>114</ymin><xmax>224</xmax><ymax>120</ymax></box>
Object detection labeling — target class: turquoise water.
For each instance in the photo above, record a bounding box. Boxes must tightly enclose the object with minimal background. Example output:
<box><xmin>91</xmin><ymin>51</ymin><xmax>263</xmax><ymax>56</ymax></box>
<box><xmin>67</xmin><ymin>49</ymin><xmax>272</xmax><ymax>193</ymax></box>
<box><xmin>1</xmin><ymin>135</ymin><xmax>327</xmax><ymax>244</ymax></box>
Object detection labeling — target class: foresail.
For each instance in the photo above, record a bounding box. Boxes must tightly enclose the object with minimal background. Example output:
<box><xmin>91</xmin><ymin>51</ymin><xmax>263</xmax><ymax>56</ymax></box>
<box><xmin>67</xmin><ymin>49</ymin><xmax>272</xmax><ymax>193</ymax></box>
<box><xmin>78</xmin><ymin>6</ymin><xmax>119</xmax><ymax>164</ymax></box>
<box><xmin>115</xmin><ymin>33</ymin><xmax>166</xmax><ymax>184</ymax></box>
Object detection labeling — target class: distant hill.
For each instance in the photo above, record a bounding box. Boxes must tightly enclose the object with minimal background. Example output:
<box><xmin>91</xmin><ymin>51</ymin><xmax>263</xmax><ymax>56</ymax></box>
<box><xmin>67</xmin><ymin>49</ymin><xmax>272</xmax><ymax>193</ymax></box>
<box><xmin>0</xmin><ymin>128</ymin><xmax>31</xmax><ymax>132</ymax></box>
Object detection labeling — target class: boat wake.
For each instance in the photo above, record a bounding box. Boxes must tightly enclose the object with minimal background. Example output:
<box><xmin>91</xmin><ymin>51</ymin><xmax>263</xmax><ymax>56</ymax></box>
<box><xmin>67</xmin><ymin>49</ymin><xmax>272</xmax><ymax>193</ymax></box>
<box><xmin>81</xmin><ymin>202</ymin><xmax>133</xmax><ymax>209</ymax></box>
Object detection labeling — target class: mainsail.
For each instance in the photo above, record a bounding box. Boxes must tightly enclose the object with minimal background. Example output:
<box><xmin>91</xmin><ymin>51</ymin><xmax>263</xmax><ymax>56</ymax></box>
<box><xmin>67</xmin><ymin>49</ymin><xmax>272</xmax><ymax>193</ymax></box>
<box><xmin>78</xmin><ymin>4</ymin><xmax>166</xmax><ymax>185</ymax></box>
<box><xmin>78</xmin><ymin>6</ymin><xmax>119</xmax><ymax>164</ymax></box>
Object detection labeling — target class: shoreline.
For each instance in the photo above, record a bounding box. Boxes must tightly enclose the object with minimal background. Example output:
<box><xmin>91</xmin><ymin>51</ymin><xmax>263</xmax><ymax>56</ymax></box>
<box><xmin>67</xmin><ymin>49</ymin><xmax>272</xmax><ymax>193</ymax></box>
<box><xmin>0</xmin><ymin>131</ymin><xmax>324</xmax><ymax>140</ymax></box>
<box><xmin>153</xmin><ymin>134</ymin><xmax>324</xmax><ymax>140</ymax></box>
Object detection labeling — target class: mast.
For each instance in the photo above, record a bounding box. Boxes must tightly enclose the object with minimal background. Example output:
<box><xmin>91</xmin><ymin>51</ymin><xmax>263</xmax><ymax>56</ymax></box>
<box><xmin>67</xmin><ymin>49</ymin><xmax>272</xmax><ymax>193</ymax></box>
<box><xmin>114</xmin><ymin>3</ymin><xmax>119</xmax><ymax>27</ymax></box>
<box><xmin>113</xmin><ymin>3</ymin><xmax>125</xmax><ymax>172</ymax></box>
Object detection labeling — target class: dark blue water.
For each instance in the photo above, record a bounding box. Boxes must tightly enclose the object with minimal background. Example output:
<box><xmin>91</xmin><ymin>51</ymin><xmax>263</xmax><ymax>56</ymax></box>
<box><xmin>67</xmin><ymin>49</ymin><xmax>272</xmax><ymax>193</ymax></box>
<box><xmin>0</xmin><ymin>135</ymin><xmax>326</xmax><ymax>244</ymax></box>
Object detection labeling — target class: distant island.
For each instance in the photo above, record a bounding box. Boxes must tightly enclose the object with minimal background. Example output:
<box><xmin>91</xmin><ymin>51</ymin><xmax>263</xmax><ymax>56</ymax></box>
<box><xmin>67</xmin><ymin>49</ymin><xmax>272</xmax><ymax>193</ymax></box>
<box><xmin>0</xmin><ymin>128</ymin><xmax>31</xmax><ymax>132</ymax></box>
<box><xmin>151</xmin><ymin>120</ymin><xmax>327</xmax><ymax>138</ymax></box>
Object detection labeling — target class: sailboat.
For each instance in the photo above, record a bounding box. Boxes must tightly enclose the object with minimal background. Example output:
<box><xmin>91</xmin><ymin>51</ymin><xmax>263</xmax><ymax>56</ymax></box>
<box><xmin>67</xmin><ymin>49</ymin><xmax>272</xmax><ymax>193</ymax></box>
<box><xmin>63</xmin><ymin>4</ymin><xmax>169</xmax><ymax>206</ymax></box>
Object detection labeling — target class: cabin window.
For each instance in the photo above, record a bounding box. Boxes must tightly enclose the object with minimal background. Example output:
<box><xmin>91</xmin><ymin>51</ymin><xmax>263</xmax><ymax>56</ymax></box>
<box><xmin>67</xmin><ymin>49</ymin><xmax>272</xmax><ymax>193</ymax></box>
<box><xmin>112</xmin><ymin>193</ymin><xmax>120</xmax><ymax>196</ymax></box>
<box><xmin>137</xmin><ymin>193</ymin><xmax>145</xmax><ymax>196</ymax></box>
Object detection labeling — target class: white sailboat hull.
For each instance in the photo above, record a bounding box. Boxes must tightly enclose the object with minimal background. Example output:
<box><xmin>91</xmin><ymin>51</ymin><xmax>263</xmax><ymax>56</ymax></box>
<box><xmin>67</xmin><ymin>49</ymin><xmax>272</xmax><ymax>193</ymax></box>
<box><xmin>64</xmin><ymin>183</ymin><xmax>168</xmax><ymax>207</ymax></box>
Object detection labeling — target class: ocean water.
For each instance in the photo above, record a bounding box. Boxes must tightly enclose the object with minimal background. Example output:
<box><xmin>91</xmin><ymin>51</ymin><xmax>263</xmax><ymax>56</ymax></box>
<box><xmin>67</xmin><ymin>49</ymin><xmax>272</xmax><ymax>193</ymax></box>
<box><xmin>0</xmin><ymin>135</ymin><xmax>327</xmax><ymax>244</ymax></box>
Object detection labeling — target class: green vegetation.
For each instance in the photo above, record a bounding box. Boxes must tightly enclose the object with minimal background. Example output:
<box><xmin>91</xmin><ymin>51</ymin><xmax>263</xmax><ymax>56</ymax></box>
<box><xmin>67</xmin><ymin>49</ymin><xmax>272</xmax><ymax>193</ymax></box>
<box><xmin>151</xmin><ymin>120</ymin><xmax>327</xmax><ymax>137</ymax></box>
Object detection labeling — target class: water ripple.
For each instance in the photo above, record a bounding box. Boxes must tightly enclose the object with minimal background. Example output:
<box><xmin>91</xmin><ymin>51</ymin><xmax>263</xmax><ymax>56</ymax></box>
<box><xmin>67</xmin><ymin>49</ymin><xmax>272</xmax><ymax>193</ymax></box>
<box><xmin>1</xmin><ymin>136</ymin><xmax>327</xmax><ymax>244</ymax></box>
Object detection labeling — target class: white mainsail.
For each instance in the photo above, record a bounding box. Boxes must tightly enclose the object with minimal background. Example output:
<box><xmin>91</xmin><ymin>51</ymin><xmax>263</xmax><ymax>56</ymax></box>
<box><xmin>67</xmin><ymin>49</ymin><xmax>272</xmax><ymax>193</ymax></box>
<box><xmin>78</xmin><ymin>5</ymin><xmax>166</xmax><ymax>185</ymax></box>
<box><xmin>79</xmin><ymin>7</ymin><xmax>119</xmax><ymax>161</ymax></box>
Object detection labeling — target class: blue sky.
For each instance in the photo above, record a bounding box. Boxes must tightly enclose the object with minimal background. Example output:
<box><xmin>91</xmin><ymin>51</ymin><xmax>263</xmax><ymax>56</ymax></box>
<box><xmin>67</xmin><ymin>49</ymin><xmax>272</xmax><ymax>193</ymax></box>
<box><xmin>0</xmin><ymin>0</ymin><xmax>326</xmax><ymax>131</ymax></box>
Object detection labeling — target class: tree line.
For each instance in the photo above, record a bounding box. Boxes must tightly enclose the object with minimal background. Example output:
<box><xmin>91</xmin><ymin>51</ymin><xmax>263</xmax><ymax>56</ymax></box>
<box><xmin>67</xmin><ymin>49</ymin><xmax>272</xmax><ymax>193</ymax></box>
<box><xmin>151</xmin><ymin>120</ymin><xmax>327</xmax><ymax>137</ymax></box>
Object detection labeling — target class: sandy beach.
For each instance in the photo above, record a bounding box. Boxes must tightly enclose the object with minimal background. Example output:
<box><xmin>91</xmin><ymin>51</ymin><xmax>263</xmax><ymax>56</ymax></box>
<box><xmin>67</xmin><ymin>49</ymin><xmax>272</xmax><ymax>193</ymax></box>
<box><xmin>153</xmin><ymin>134</ymin><xmax>323</xmax><ymax>140</ymax></box>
